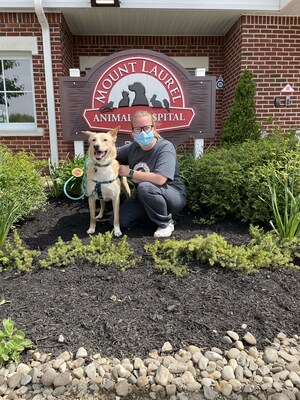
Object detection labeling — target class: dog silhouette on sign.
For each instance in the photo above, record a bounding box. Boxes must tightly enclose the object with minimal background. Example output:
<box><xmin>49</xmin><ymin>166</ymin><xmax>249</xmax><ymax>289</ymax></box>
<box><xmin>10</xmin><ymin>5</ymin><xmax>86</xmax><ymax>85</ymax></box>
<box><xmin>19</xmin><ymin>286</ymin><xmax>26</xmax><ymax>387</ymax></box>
<box><xmin>128</xmin><ymin>82</ymin><xmax>149</xmax><ymax>106</ymax></box>
<box><xmin>118</xmin><ymin>91</ymin><xmax>130</xmax><ymax>107</ymax></box>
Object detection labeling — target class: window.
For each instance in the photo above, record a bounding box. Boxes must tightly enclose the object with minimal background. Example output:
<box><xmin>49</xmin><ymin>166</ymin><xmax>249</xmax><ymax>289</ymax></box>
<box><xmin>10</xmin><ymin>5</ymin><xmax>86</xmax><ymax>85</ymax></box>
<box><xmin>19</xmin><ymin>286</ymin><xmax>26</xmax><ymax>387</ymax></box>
<box><xmin>0</xmin><ymin>56</ymin><xmax>36</xmax><ymax>131</ymax></box>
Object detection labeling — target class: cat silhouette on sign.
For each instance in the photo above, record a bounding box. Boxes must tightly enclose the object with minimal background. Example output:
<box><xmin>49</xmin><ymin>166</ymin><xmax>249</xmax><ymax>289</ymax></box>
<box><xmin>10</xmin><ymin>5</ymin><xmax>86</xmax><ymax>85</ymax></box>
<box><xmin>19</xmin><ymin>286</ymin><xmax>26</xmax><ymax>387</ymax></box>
<box><xmin>118</xmin><ymin>91</ymin><xmax>130</xmax><ymax>107</ymax></box>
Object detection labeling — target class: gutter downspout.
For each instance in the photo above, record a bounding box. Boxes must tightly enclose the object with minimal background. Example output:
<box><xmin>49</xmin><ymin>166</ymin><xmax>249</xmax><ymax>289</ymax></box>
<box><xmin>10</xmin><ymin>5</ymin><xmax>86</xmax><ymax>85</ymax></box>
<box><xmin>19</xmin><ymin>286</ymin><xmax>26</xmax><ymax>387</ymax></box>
<box><xmin>34</xmin><ymin>0</ymin><xmax>59</xmax><ymax>165</ymax></box>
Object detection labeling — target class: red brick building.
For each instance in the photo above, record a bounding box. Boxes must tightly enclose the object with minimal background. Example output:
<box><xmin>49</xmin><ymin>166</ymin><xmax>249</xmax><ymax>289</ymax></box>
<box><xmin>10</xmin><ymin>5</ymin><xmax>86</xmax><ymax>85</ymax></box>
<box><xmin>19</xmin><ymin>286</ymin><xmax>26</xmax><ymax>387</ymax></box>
<box><xmin>1</xmin><ymin>0</ymin><xmax>300</xmax><ymax>163</ymax></box>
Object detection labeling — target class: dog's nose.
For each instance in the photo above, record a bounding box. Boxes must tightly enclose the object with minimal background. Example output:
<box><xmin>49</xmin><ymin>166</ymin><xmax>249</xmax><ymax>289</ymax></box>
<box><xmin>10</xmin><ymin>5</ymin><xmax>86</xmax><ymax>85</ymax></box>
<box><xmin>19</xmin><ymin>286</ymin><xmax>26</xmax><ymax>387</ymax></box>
<box><xmin>94</xmin><ymin>144</ymin><xmax>99</xmax><ymax>151</ymax></box>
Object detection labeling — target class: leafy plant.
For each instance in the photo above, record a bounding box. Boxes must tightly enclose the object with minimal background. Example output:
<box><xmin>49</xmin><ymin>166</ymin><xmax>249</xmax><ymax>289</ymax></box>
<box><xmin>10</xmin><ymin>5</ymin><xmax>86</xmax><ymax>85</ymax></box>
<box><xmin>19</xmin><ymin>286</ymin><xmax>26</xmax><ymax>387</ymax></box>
<box><xmin>0</xmin><ymin>193</ymin><xmax>21</xmax><ymax>249</ymax></box>
<box><xmin>221</xmin><ymin>69</ymin><xmax>261</xmax><ymax>147</ymax></box>
<box><xmin>0</xmin><ymin>318</ymin><xmax>34</xmax><ymax>367</ymax></box>
<box><xmin>263</xmin><ymin>167</ymin><xmax>300</xmax><ymax>240</ymax></box>
<box><xmin>0</xmin><ymin>231</ymin><xmax>40</xmax><ymax>272</ymax></box>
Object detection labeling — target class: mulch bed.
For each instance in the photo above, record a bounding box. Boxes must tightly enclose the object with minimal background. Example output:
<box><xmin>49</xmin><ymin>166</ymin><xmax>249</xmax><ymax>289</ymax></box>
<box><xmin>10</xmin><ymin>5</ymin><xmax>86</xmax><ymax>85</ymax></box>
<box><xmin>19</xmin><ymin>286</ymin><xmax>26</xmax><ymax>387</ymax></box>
<box><xmin>1</xmin><ymin>197</ymin><xmax>300</xmax><ymax>360</ymax></box>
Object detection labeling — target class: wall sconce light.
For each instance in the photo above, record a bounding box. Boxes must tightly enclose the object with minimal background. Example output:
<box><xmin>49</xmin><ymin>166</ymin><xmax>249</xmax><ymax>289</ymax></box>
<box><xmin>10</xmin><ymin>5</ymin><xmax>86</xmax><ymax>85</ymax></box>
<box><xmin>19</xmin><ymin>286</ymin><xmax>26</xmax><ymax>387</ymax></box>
<box><xmin>274</xmin><ymin>96</ymin><xmax>291</xmax><ymax>107</ymax></box>
<box><xmin>91</xmin><ymin>0</ymin><xmax>120</xmax><ymax>6</ymax></box>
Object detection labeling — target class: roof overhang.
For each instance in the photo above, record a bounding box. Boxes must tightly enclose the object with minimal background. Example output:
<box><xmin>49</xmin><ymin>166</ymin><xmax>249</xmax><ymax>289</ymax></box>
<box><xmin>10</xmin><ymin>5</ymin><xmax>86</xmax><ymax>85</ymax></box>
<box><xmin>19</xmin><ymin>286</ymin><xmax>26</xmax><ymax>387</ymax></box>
<box><xmin>1</xmin><ymin>0</ymin><xmax>299</xmax><ymax>36</ymax></box>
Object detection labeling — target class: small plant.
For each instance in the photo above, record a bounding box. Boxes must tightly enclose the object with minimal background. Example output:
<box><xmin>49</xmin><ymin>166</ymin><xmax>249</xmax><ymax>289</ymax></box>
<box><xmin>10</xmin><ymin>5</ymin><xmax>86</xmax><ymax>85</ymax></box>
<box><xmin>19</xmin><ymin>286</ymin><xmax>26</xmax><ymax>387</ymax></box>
<box><xmin>39</xmin><ymin>234</ymin><xmax>87</xmax><ymax>269</ymax></box>
<box><xmin>0</xmin><ymin>231</ymin><xmax>40</xmax><ymax>272</ymax></box>
<box><xmin>0</xmin><ymin>193</ymin><xmax>21</xmax><ymax>249</ymax></box>
<box><xmin>0</xmin><ymin>318</ymin><xmax>34</xmax><ymax>367</ymax></box>
<box><xmin>264</xmin><ymin>167</ymin><xmax>300</xmax><ymax>240</ymax></box>
<box><xmin>40</xmin><ymin>231</ymin><xmax>138</xmax><ymax>271</ymax></box>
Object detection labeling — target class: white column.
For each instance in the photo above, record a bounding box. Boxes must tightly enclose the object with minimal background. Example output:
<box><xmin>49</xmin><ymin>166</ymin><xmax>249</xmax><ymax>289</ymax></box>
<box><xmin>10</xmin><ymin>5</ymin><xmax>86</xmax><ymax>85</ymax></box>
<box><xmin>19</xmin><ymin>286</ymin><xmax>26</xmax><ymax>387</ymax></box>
<box><xmin>69</xmin><ymin>68</ymin><xmax>85</xmax><ymax>156</ymax></box>
<box><xmin>194</xmin><ymin>68</ymin><xmax>206</xmax><ymax>158</ymax></box>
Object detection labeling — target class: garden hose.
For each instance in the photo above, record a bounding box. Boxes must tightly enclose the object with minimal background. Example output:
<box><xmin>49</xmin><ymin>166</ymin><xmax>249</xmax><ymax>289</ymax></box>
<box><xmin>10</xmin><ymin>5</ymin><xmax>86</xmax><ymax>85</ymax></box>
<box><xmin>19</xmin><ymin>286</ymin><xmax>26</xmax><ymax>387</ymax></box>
<box><xmin>63</xmin><ymin>167</ymin><xmax>86</xmax><ymax>201</ymax></box>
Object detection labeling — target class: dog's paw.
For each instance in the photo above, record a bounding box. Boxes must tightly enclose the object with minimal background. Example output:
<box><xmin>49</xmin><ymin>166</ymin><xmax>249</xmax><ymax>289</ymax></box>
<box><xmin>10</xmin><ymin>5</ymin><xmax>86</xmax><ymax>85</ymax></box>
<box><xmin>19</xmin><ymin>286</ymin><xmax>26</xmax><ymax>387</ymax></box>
<box><xmin>87</xmin><ymin>228</ymin><xmax>95</xmax><ymax>234</ymax></box>
<box><xmin>114</xmin><ymin>228</ymin><xmax>122</xmax><ymax>237</ymax></box>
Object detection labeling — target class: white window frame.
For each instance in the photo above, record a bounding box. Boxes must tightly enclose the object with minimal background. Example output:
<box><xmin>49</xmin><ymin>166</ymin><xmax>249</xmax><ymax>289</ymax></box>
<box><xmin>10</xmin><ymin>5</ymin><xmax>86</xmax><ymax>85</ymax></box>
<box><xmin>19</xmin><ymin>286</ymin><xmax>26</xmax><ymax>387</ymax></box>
<box><xmin>0</xmin><ymin>36</ymin><xmax>43</xmax><ymax>137</ymax></box>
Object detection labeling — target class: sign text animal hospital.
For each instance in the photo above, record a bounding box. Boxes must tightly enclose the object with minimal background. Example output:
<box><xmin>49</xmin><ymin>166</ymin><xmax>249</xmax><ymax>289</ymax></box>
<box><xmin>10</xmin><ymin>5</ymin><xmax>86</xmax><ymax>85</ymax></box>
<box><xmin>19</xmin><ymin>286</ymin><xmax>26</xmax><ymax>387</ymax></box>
<box><xmin>83</xmin><ymin>57</ymin><xmax>195</xmax><ymax>133</ymax></box>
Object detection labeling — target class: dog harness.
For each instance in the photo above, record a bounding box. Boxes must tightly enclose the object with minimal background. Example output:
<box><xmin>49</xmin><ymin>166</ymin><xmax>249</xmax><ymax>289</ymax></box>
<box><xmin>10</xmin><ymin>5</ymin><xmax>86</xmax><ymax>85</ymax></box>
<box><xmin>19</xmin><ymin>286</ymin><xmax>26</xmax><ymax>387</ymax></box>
<box><xmin>91</xmin><ymin>177</ymin><xmax>119</xmax><ymax>199</ymax></box>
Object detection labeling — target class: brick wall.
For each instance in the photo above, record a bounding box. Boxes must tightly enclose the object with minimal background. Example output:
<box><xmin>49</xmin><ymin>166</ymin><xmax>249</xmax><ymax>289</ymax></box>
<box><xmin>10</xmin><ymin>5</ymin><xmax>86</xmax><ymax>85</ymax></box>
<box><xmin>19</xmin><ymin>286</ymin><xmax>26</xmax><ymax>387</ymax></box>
<box><xmin>2</xmin><ymin>12</ymin><xmax>300</xmax><ymax>161</ymax></box>
<box><xmin>240</xmin><ymin>15</ymin><xmax>300</xmax><ymax>133</ymax></box>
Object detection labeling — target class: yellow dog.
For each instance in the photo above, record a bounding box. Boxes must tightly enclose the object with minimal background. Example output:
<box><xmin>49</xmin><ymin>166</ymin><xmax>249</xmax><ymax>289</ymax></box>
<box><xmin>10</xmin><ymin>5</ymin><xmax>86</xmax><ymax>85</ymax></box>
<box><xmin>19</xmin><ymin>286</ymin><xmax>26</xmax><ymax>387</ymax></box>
<box><xmin>81</xmin><ymin>127</ymin><xmax>130</xmax><ymax>237</ymax></box>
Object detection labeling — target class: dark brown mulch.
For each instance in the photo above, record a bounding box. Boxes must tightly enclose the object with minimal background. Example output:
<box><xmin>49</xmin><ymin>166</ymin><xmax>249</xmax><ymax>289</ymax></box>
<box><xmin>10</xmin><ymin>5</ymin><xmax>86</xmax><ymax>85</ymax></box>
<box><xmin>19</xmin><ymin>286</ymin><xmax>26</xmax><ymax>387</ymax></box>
<box><xmin>1</xmin><ymin>197</ymin><xmax>300</xmax><ymax>361</ymax></box>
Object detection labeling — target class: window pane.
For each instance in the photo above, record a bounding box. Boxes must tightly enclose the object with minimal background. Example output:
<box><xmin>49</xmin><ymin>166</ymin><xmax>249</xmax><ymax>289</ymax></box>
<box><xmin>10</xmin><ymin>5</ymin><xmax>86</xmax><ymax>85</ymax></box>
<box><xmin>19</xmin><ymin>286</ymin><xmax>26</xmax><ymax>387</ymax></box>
<box><xmin>0</xmin><ymin>57</ymin><xmax>36</xmax><ymax>127</ymax></box>
<box><xmin>0</xmin><ymin>103</ymin><xmax>8</xmax><ymax>123</ymax></box>
<box><xmin>7</xmin><ymin>93</ymin><xmax>35</xmax><ymax>122</ymax></box>
<box><xmin>4</xmin><ymin>60</ymin><xmax>32</xmax><ymax>91</ymax></box>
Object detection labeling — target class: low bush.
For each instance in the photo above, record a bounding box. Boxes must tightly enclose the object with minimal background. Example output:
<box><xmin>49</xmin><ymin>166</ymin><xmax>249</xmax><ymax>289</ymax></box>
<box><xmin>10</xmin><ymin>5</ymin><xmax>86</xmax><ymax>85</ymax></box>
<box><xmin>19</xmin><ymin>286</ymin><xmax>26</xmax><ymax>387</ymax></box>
<box><xmin>0</xmin><ymin>145</ymin><xmax>47</xmax><ymax>247</ymax></box>
<box><xmin>182</xmin><ymin>131</ymin><xmax>300</xmax><ymax>224</ymax></box>
<box><xmin>0</xmin><ymin>145</ymin><xmax>47</xmax><ymax>221</ymax></box>
<box><xmin>0</xmin><ymin>230</ymin><xmax>137</xmax><ymax>272</ymax></box>
<box><xmin>145</xmin><ymin>225</ymin><xmax>300</xmax><ymax>276</ymax></box>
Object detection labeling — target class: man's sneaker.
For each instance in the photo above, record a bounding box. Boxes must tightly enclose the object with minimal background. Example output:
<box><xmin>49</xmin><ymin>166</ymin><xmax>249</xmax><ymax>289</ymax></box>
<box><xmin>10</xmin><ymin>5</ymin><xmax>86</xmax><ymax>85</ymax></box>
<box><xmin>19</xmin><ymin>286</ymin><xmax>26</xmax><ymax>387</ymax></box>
<box><xmin>153</xmin><ymin>220</ymin><xmax>174</xmax><ymax>238</ymax></box>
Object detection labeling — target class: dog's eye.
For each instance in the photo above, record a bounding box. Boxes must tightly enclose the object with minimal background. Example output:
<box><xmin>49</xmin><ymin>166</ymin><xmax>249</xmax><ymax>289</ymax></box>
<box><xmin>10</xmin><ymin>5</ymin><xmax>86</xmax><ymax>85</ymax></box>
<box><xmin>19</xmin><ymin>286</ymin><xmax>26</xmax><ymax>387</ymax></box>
<box><xmin>92</xmin><ymin>138</ymin><xmax>96</xmax><ymax>142</ymax></box>
<box><xmin>103</xmin><ymin>139</ymin><xmax>108</xmax><ymax>142</ymax></box>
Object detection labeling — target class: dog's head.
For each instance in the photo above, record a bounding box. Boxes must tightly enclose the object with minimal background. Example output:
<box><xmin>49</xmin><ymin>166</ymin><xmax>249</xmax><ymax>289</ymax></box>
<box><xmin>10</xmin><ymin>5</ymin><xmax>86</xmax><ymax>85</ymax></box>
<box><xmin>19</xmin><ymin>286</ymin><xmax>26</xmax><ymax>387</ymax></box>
<box><xmin>81</xmin><ymin>126</ymin><xmax>119</xmax><ymax>163</ymax></box>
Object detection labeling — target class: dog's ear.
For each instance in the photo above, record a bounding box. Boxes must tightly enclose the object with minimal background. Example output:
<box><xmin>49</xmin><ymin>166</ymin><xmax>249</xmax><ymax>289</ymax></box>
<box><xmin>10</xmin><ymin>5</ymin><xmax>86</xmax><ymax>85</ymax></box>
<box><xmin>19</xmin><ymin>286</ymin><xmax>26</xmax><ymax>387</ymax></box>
<box><xmin>109</xmin><ymin>126</ymin><xmax>120</xmax><ymax>142</ymax></box>
<box><xmin>81</xmin><ymin>130</ymin><xmax>95</xmax><ymax>137</ymax></box>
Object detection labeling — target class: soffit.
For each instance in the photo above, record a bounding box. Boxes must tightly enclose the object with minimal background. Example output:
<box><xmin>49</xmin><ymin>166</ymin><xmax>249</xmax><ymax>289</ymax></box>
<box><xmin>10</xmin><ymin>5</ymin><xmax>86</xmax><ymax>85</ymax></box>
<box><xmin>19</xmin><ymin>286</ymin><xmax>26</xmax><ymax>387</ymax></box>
<box><xmin>0</xmin><ymin>0</ymin><xmax>299</xmax><ymax>36</ymax></box>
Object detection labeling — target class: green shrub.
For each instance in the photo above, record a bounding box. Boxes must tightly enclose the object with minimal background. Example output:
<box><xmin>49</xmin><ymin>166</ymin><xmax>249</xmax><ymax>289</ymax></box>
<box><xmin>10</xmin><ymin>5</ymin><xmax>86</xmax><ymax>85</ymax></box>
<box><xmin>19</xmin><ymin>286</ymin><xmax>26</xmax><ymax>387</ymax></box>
<box><xmin>184</xmin><ymin>132</ymin><xmax>300</xmax><ymax>224</ymax></box>
<box><xmin>0</xmin><ymin>145</ymin><xmax>47</xmax><ymax>223</ymax></box>
<box><xmin>221</xmin><ymin>69</ymin><xmax>261</xmax><ymax>146</ymax></box>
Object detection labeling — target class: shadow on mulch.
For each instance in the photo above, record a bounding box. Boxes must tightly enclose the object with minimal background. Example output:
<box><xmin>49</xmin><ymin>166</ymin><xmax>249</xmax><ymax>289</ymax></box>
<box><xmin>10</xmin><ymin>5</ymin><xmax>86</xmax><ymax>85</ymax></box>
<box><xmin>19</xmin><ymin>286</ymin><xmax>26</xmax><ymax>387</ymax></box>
<box><xmin>1</xmin><ymin>197</ymin><xmax>300</xmax><ymax>360</ymax></box>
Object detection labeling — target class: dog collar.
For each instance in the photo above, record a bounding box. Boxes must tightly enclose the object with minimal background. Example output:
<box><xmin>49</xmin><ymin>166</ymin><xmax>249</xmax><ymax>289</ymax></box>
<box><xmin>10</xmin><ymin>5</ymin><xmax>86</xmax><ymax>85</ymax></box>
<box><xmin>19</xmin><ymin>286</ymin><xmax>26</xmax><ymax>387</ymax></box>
<box><xmin>94</xmin><ymin>162</ymin><xmax>112</xmax><ymax>167</ymax></box>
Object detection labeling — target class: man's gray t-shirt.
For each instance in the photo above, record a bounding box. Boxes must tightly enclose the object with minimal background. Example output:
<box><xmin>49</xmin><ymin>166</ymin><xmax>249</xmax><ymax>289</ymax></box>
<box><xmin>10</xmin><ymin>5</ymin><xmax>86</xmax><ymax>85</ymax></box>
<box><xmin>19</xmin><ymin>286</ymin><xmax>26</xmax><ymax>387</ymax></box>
<box><xmin>117</xmin><ymin>139</ymin><xmax>186</xmax><ymax>197</ymax></box>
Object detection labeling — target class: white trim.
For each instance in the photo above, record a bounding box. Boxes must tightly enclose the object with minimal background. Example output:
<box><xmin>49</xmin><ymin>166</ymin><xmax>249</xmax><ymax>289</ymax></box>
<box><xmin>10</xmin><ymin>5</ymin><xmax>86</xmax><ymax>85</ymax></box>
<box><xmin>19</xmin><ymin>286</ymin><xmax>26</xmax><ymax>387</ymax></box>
<box><xmin>0</xmin><ymin>128</ymin><xmax>44</xmax><ymax>137</ymax></box>
<box><xmin>0</xmin><ymin>0</ymin><xmax>291</xmax><ymax>11</ymax></box>
<box><xmin>79</xmin><ymin>55</ymin><xmax>209</xmax><ymax>71</ymax></box>
<box><xmin>0</xmin><ymin>37</ymin><xmax>38</xmax><ymax>55</ymax></box>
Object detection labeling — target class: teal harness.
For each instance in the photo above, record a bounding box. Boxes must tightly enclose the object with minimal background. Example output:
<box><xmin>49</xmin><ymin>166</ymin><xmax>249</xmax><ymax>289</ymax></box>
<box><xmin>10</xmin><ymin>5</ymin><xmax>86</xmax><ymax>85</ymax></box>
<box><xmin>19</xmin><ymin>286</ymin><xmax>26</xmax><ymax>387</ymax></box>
<box><xmin>92</xmin><ymin>176</ymin><xmax>119</xmax><ymax>199</ymax></box>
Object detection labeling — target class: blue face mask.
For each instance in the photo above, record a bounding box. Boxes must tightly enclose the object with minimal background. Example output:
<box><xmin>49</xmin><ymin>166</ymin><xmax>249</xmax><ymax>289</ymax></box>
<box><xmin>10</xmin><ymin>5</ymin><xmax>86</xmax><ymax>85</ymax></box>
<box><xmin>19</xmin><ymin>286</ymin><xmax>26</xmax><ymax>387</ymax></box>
<box><xmin>134</xmin><ymin>131</ymin><xmax>154</xmax><ymax>147</ymax></box>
